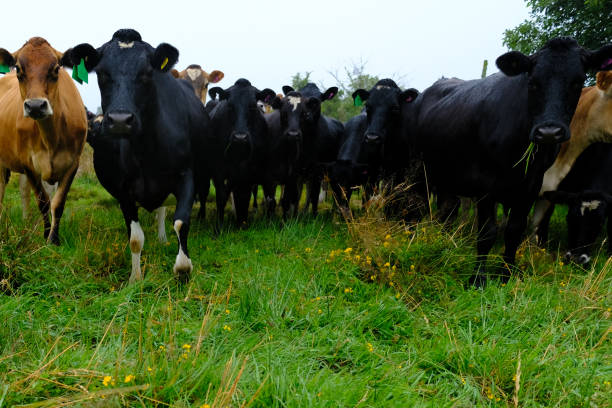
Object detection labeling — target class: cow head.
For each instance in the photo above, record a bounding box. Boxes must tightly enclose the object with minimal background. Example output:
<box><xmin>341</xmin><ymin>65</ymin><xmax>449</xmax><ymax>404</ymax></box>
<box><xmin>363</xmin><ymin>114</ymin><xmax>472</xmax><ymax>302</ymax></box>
<box><xmin>209</xmin><ymin>78</ymin><xmax>275</xmax><ymax>159</ymax></box>
<box><xmin>544</xmin><ymin>190</ymin><xmax>612</xmax><ymax>264</ymax></box>
<box><xmin>497</xmin><ymin>37</ymin><xmax>612</xmax><ymax>145</ymax></box>
<box><xmin>62</xmin><ymin>29</ymin><xmax>179</xmax><ymax>138</ymax></box>
<box><xmin>352</xmin><ymin>79</ymin><xmax>418</xmax><ymax>152</ymax></box>
<box><xmin>171</xmin><ymin>64</ymin><xmax>224</xmax><ymax>104</ymax></box>
<box><xmin>0</xmin><ymin>37</ymin><xmax>73</xmax><ymax>120</ymax></box>
<box><xmin>597</xmin><ymin>70</ymin><xmax>612</xmax><ymax>96</ymax></box>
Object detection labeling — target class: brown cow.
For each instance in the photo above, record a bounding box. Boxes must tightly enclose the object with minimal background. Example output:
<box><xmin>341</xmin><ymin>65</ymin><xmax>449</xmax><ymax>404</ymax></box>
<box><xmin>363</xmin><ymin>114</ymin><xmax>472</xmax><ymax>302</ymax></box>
<box><xmin>532</xmin><ymin>71</ymin><xmax>612</xmax><ymax>233</ymax></box>
<box><xmin>0</xmin><ymin>37</ymin><xmax>87</xmax><ymax>244</ymax></box>
<box><xmin>171</xmin><ymin>64</ymin><xmax>223</xmax><ymax>104</ymax></box>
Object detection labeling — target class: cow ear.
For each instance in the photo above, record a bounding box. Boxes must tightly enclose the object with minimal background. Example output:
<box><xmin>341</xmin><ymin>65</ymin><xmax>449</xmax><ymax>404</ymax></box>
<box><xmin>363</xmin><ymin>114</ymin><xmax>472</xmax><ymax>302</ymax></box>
<box><xmin>271</xmin><ymin>95</ymin><xmax>283</xmax><ymax>110</ymax></box>
<box><xmin>0</xmin><ymin>48</ymin><xmax>15</xmax><ymax>69</ymax></box>
<box><xmin>496</xmin><ymin>51</ymin><xmax>532</xmax><ymax>76</ymax></box>
<box><xmin>209</xmin><ymin>86</ymin><xmax>228</xmax><ymax>100</ymax></box>
<box><xmin>400</xmin><ymin>88</ymin><xmax>419</xmax><ymax>104</ymax></box>
<box><xmin>582</xmin><ymin>44</ymin><xmax>612</xmax><ymax>72</ymax></box>
<box><xmin>170</xmin><ymin>69</ymin><xmax>180</xmax><ymax>78</ymax></box>
<box><xmin>321</xmin><ymin>87</ymin><xmax>338</xmax><ymax>101</ymax></box>
<box><xmin>352</xmin><ymin>89</ymin><xmax>369</xmax><ymax>106</ymax></box>
<box><xmin>151</xmin><ymin>43</ymin><xmax>178</xmax><ymax>72</ymax></box>
<box><xmin>208</xmin><ymin>70</ymin><xmax>224</xmax><ymax>83</ymax></box>
<box><xmin>543</xmin><ymin>190</ymin><xmax>575</xmax><ymax>204</ymax></box>
<box><xmin>282</xmin><ymin>85</ymin><xmax>295</xmax><ymax>96</ymax></box>
<box><xmin>257</xmin><ymin>88</ymin><xmax>276</xmax><ymax>105</ymax></box>
<box><xmin>60</xmin><ymin>43</ymin><xmax>99</xmax><ymax>71</ymax></box>
<box><xmin>596</xmin><ymin>71</ymin><xmax>612</xmax><ymax>91</ymax></box>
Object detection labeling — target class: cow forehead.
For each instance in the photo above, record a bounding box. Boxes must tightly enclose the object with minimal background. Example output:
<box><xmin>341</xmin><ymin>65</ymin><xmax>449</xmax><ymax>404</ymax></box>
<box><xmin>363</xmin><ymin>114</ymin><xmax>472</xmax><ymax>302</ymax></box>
<box><xmin>17</xmin><ymin>41</ymin><xmax>58</xmax><ymax>68</ymax></box>
<box><xmin>580</xmin><ymin>200</ymin><xmax>601</xmax><ymax>215</ymax></box>
<box><xmin>287</xmin><ymin>96</ymin><xmax>302</xmax><ymax>111</ymax></box>
<box><xmin>186</xmin><ymin>68</ymin><xmax>201</xmax><ymax>81</ymax></box>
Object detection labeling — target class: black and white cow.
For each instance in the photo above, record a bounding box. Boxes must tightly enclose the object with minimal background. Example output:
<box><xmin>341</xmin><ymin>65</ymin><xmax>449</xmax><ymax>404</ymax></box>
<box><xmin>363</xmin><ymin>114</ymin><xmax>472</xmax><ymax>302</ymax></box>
<box><xmin>330</xmin><ymin>79</ymin><xmax>419</xmax><ymax>216</ymax></box>
<box><xmin>64</xmin><ymin>29</ymin><xmax>208</xmax><ymax>283</ymax></box>
<box><xmin>539</xmin><ymin>143</ymin><xmax>612</xmax><ymax>264</ymax></box>
<box><xmin>408</xmin><ymin>37</ymin><xmax>612</xmax><ymax>286</ymax></box>
<box><xmin>272</xmin><ymin>83</ymin><xmax>343</xmax><ymax>215</ymax></box>
<box><xmin>204</xmin><ymin>78</ymin><xmax>275</xmax><ymax>230</ymax></box>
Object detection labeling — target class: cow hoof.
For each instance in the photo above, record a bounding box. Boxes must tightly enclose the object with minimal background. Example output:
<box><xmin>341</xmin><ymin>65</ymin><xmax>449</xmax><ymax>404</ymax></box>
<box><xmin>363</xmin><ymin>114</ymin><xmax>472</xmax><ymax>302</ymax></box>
<box><xmin>468</xmin><ymin>273</ymin><xmax>487</xmax><ymax>288</ymax></box>
<box><xmin>48</xmin><ymin>233</ymin><xmax>60</xmax><ymax>246</ymax></box>
<box><xmin>173</xmin><ymin>254</ymin><xmax>193</xmax><ymax>283</ymax></box>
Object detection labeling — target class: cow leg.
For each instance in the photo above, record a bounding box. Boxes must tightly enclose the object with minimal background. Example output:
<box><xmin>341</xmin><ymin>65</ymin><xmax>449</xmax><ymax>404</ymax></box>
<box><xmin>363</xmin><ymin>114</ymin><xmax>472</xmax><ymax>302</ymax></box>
<box><xmin>47</xmin><ymin>165</ymin><xmax>78</xmax><ymax>245</ymax></box>
<box><xmin>502</xmin><ymin>203</ymin><xmax>531</xmax><ymax>283</ymax></box>
<box><xmin>197</xmin><ymin>179</ymin><xmax>210</xmax><ymax>220</ymax></box>
<box><xmin>234</xmin><ymin>185</ymin><xmax>251</xmax><ymax>228</ymax></box>
<box><xmin>262</xmin><ymin>181</ymin><xmax>277</xmax><ymax>218</ymax></box>
<box><xmin>309</xmin><ymin>176</ymin><xmax>322</xmax><ymax>216</ymax></box>
<box><xmin>213</xmin><ymin>178</ymin><xmax>228</xmax><ymax>234</ymax></box>
<box><xmin>468</xmin><ymin>197</ymin><xmax>497</xmax><ymax>287</ymax></box>
<box><xmin>155</xmin><ymin>207</ymin><xmax>167</xmax><ymax>243</ymax></box>
<box><xmin>532</xmin><ymin>198</ymin><xmax>552</xmax><ymax>244</ymax></box>
<box><xmin>173</xmin><ymin>170</ymin><xmax>195</xmax><ymax>283</ymax></box>
<box><xmin>0</xmin><ymin>167</ymin><xmax>7</xmax><ymax>213</ymax></box>
<box><xmin>120</xmin><ymin>201</ymin><xmax>144</xmax><ymax>283</ymax></box>
<box><xmin>19</xmin><ymin>174</ymin><xmax>32</xmax><ymax>219</ymax></box>
<box><xmin>24</xmin><ymin>170</ymin><xmax>51</xmax><ymax>239</ymax></box>
<box><xmin>535</xmin><ymin>203</ymin><xmax>555</xmax><ymax>246</ymax></box>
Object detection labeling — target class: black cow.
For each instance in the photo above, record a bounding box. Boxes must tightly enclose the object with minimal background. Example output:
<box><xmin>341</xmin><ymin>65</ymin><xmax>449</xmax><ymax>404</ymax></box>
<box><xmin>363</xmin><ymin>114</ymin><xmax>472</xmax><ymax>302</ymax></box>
<box><xmin>539</xmin><ymin>143</ymin><xmax>612</xmax><ymax>264</ymax></box>
<box><xmin>204</xmin><ymin>78</ymin><xmax>275</xmax><ymax>230</ymax></box>
<box><xmin>330</xmin><ymin>79</ymin><xmax>419</xmax><ymax>217</ymax></box>
<box><xmin>408</xmin><ymin>37</ymin><xmax>612</xmax><ymax>286</ymax></box>
<box><xmin>271</xmin><ymin>83</ymin><xmax>342</xmax><ymax>216</ymax></box>
<box><xmin>64</xmin><ymin>29</ymin><xmax>208</xmax><ymax>283</ymax></box>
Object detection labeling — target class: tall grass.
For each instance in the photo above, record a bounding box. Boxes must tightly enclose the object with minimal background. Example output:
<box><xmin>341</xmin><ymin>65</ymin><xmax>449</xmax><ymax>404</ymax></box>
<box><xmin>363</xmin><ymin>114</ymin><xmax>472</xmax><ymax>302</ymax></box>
<box><xmin>0</xmin><ymin>171</ymin><xmax>610</xmax><ymax>407</ymax></box>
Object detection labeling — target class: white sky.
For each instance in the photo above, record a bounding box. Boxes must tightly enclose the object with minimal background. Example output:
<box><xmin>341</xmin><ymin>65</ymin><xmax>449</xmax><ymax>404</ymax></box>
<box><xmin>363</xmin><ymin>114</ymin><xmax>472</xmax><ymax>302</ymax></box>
<box><xmin>3</xmin><ymin>0</ymin><xmax>530</xmax><ymax>111</ymax></box>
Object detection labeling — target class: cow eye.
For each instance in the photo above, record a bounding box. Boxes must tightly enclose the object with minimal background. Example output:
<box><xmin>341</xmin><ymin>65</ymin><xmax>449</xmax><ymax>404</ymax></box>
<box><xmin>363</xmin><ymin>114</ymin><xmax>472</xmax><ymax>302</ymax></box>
<box><xmin>15</xmin><ymin>65</ymin><xmax>24</xmax><ymax>80</ymax></box>
<box><xmin>48</xmin><ymin>65</ymin><xmax>60</xmax><ymax>81</ymax></box>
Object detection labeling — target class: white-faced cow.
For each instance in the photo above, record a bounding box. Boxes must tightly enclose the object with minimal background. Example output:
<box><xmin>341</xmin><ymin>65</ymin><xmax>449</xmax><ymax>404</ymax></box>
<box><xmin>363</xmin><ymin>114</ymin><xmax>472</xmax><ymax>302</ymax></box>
<box><xmin>63</xmin><ymin>29</ymin><xmax>209</xmax><ymax>283</ymax></box>
<box><xmin>408</xmin><ymin>37</ymin><xmax>612</xmax><ymax>287</ymax></box>
<box><xmin>532</xmin><ymin>70</ymin><xmax>612</xmax><ymax>235</ymax></box>
<box><xmin>0</xmin><ymin>37</ymin><xmax>87</xmax><ymax>244</ymax></box>
<box><xmin>171</xmin><ymin>64</ymin><xmax>224</xmax><ymax>104</ymax></box>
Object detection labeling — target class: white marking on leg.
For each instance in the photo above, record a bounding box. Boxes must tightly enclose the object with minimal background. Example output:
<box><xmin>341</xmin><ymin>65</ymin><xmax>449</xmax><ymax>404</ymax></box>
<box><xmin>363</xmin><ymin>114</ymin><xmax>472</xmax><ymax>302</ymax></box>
<box><xmin>186</xmin><ymin>68</ymin><xmax>201</xmax><ymax>81</ymax></box>
<box><xmin>173</xmin><ymin>220</ymin><xmax>193</xmax><ymax>275</ymax></box>
<box><xmin>118</xmin><ymin>41</ymin><xmax>134</xmax><ymax>49</ymax></box>
<box><xmin>580</xmin><ymin>200</ymin><xmax>601</xmax><ymax>216</ymax></box>
<box><xmin>129</xmin><ymin>221</ymin><xmax>145</xmax><ymax>283</ymax></box>
<box><xmin>578</xmin><ymin>254</ymin><xmax>591</xmax><ymax>264</ymax></box>
<box><xmin>287</xmin><ymin>96</ymin><xmax>301</xmax><ymax>111</ymax></box>
<box><xmin>156</xmin><ymin>207</ymin><xmax>167</xmax><ymax>243</ymax></box>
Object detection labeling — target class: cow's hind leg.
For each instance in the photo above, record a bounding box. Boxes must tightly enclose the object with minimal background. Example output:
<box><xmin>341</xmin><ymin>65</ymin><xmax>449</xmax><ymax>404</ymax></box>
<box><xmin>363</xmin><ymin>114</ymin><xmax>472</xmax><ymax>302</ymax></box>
<box><xmin>502</xmin><ymin>203</ymin><xmax>531</xmax><ymax>283</ymax></box>
<box><xmin>173</xmin><ymin>170</ymin><xmax>195</xmax><ymax>283</ymax></box>
<box><xmin>47</xmin><ymin>165</ymin><xmax>78</xmax><ymax>245</ymax></box>
<box><xmin>155</xmin><ymin>207</ymin><xmax>167</xmax><ymax>243</ymax></box>
<box><xmin>469</xmin><ymin>197</ymin><xmax>497</xmax><ymax>288</ymax></box>
<box><xmin>24</xmin><ymin>170</ymin><xmax>51</xmax><ymax>239</ymax></box>
<box><xmin>120</xmin><ymin>201</ymin><xmax>143</xmax><ymax>283</ymax></box>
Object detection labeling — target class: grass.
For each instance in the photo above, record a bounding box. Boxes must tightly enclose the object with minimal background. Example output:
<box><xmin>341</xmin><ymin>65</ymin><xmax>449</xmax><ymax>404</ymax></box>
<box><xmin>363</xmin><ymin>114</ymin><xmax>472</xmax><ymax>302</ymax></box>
<box><xmin>0</xmin><ymin>168</ymin><xmax>611</xmax><ymax>407</ymax></box>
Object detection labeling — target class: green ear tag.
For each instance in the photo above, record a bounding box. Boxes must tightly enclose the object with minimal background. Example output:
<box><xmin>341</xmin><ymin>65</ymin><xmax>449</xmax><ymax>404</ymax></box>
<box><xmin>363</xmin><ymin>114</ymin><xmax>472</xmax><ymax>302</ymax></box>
<box><xmin>354</xmin><ymin>94</ymin><xmax>363</xmax><ymax>107</ymax></box>
<box><xmin>72</xmin><ymin>64</ymin><xmax>82</xmax><ymax>84</ymax></box>
<box><xmin>0</xmin><ymin>64</ymin><xmax>10</xmax><ymax>74</ymax></box>
<box><xmin>77</xmin><ymin>58</ymin><xmax>88</xmax><ymax>84</ymax></box>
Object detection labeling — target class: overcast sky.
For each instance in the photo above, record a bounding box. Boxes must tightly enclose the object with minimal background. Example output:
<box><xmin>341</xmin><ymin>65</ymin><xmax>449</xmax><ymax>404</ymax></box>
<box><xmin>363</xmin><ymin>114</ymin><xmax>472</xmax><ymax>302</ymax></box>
<box><xmin>3</xmin><ymin>0</ymin><xmax>530</xmax><ymax>110</ymax></box>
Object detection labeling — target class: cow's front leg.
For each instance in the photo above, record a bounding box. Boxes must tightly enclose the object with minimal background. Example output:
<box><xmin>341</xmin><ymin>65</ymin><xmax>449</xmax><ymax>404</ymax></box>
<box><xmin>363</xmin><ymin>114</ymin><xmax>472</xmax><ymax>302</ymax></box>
<box><xmin>173</xmin><ymin>170</ymin><xmax>195</xmax><ymax>283</ymax></box>
<box><xmin>469</xmin><ymin>197</ymin><xmax>497</xmax><ymax>288</ymax></box>
<box><xmin>24</xmin><ymin>170</ymin><xmax>51</xmax><ymax>240</ymax></box>
<box><xmin>120</xmin><ymin>201</ymin><xmax>143</xmax><ymax>283</ymax></box>
<box><xmin>502</xmin><ymin>202</ymin><xmax>532</xmax><ymax>283</ymax></box>
<box><xmin>155</xmin><ymin>207</ymin><xmax>167</xmax><ymax>243</ymax></box>
<box><xmin>47</xmin><ymin>164</ymin><xmax>78</xmax><ymax>245</ymax></box>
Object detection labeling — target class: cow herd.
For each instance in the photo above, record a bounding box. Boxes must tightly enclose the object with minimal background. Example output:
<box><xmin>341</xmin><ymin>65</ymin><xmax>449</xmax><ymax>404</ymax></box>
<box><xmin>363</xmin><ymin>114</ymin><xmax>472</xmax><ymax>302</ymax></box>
<box><xmin>0</xmin><ymin>29</ymin><xmax>611</xmax><ymax>287</ymax></box>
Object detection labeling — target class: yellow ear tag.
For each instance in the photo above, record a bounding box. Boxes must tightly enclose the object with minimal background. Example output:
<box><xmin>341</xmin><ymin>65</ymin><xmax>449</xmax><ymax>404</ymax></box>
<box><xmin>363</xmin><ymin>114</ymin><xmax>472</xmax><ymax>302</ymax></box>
<box><xmin>161</xmin><ymin>57</ymin><xmax>168</xmax><ymax>70</ymax></box>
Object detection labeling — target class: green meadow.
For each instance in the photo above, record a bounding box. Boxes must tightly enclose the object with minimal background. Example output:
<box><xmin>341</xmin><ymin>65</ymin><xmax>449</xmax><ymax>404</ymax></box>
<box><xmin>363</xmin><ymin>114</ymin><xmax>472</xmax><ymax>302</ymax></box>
<box><xmin>0</xmin><ymin>164</ymin><xmax>611</xmax><ymax>407</ymax></box>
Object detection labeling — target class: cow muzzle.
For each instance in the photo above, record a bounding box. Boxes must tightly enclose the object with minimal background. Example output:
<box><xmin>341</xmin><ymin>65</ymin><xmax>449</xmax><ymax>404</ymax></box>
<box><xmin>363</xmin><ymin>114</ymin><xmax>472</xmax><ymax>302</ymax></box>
<box><xmin>365</xmin><ymin>133</ymin><xmax>381</xmax><ymax>144</ymax></box>
<box><xmin>106</xmin><ymin>112</ymin><xmax>135</xmax><ymax>135</ymax></box>
<box><xmin>232</xmin><ymin>132</ymin><xmax>249</xmax><ymax>143</ymax></box>
<box><xmin>285</xmin><ymin>130</ymin><xmax>302</xmax><ymax>141</ymax></box>
<box><xmin>530</xmin><ymin>123</ymin><xmax>569</xmax><ymax>144</ymax></box>
<box><xmin>23</xmin><ymin>98</ymin><xmax>53</xmax><ymax>119</ymax></box>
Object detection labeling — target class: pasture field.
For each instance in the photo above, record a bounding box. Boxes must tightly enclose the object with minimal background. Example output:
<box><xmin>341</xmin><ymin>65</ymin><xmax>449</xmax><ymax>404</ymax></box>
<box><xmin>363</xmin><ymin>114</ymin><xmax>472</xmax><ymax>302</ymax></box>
<box><xmin>0</xmin><ymin>168</ymin><xmax>611</xmax><ymax>407</ymax></box>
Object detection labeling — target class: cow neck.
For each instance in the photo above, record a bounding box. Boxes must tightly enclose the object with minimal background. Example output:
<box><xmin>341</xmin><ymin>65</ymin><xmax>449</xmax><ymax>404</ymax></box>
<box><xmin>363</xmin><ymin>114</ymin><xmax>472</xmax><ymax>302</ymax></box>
<box><xmin>34</xmin><ymin>115</ymin><xmax>62</xmax><ymax>151</ymax></box>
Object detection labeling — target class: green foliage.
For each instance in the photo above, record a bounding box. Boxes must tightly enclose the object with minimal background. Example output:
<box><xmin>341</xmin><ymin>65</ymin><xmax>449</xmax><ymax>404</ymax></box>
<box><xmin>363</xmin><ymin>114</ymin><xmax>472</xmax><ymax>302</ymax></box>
<box><xmin>503</xmin><ymin>0</ymin><xmax>612</xmax><ymax>55</ymax></box>
<box><xmin>290</xmin><ymin>71</ymin><xmax>312</xmax><ymax>91</ymax></box>
<box><xmin>0</xmin><ymin>174</ymin><xmax>611</xmax><ymax>406</ymax></box>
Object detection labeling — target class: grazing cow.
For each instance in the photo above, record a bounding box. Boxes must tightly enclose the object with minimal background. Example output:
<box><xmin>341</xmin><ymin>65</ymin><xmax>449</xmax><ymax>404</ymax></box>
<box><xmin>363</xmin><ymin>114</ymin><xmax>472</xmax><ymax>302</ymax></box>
<box><xmin>0</xmin><ymin>37</ymin><xmax>87</xmax><ymax>244</ymax></box>
<box><xmin>205</xmin><ymin>78</ymin><xmax>275</xmax><ymax>229</ymax></box>
<box><xmin>274</xmin><ymin>83</ymin><xmax>343</xmax><ymax>215</ymax></box>
<box><xmin>539</xmin><ymin>143</ymin><xmax>612</xmax><ymax>264</ymax></box>
<box><xmin>408</xmin><ymin>37</ymin><xmax>612</xmax><ymax>286</ymax></box>
<box><xmin>63</xmin><ymin>29</ymin><xmax>208</xmax><ymax>283</ymax></box>
<box><xmin>532</xmin><ymin>71</ymin><xmax>612</xmax><ymax>234</ymax></box>
<box><xmin>171</xmin><ymin>64</ymin><xmax>224</xmax><ymax>104</ymax></box>
<box><xmin>330</xmin><ymin>79</ymin><xmax>419</xmax><ymax>217</ymax></box>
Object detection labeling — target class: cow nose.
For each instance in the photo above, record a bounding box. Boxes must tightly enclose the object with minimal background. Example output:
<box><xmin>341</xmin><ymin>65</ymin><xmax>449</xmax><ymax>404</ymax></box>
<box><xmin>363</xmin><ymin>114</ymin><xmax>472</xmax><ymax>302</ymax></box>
<box><xmin>107</xmin><ymin>112</ymin><xmax>134</xmax><ymax>134</ymax></box>
<box><xmin>287</xmin><ymin>130</ymin><xmax>301</xmax><ymax>139</ymax></box>
<box><xmin>233</xmin><ymin>133</ymin><xmax>248</xmax><ymax>142</ymax></box>
<box><xmin>365</xmin><ymin>133</ymin><xmax>380</xmax><ymax>143</ymax></box>
<box><xmin>23</xmin><ymin>98</ymin><xmax>52</xmax><ymax>119</ymax></box>
<box><xmin>532</xmin><ymin>126</ymin><xmax>567</xmax><ymax>144</ymax></box>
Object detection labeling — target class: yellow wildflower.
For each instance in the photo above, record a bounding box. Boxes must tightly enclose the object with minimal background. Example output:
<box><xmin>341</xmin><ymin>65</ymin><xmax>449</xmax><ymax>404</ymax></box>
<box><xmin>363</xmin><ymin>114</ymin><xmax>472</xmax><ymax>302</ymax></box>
<box><xmin>158</xmin><ymin>345</ymin><xmax>165</xmax><ymax>351</ymax></box>
<box><xmin>147</xmin><ymin>367</ymin><xmax>153</xmax><ymax>372</ymax></box>
<box><xmin>182</xmin><ymin>344</ymin><xmax>191</xmax><ymax>351</ymax></box>
<box><xmin>383</xmin><ymin>241</ymin><xmax>390</xmax><ymax>248</ymax></box>
<box><xmin>318</xmin><ymin>309</ymin><xmax>322</xmax><ymax>314</ymax></box>
<box><xmin>225</xmin><ymin>309</ymin><xmax>230</xmax><ymax>314</ymax></box>
<box><xmin>124</xmin><ymin>374</ymin><xmax>135</xmax><ymax>383</ymax></box>
<box><xmin>366</xmin><ymin>342</ymin><xmax>374</xmax><ymax>352</ymax></box>
<box><xmin>102</xmin><ymin>375</ymin><xmax>113</xmax><ymax>387</ymax></box>
<box><xmin>385</xmin><ymin>234</ymin><xmax>391</xmax><ymax>240</ymax></box>
<box><xmin>344</xmin><ymin>287</ymin><xmax>353</xmax><ymax>293</ymax></box>
<box><xmin>355</xmin><ymin>255</ymin><xmax>361</xmax><ymax>261</ymax></box>
<box><xmin>305</xmin><ymin>247</ymin><xmax>312</xmax><ymax>253</ymax></box>
<box><xmin>223</xmin><ymin>325</ymin><xmax>231</xmax><ymax>331</ymax></box>
<box><xmin>384</xmin><ymin>262</ymin><xmax>390</xmax><ymax>267</ymax></box>
<box><xmin>344</xmin><ymin>247</ymin><xmax>353</xmax><ymax>253</ymax></box>
<box><xmin>201</xmin><ymin>404</ymin><xmax>211</xmax><ymax>408</ymax></box>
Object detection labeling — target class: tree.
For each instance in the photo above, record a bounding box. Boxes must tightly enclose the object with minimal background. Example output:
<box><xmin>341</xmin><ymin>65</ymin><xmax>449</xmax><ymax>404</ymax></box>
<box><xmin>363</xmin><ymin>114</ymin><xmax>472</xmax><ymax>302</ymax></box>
<box><xmin>503</xmin><ymin>0</ymin><xmax>611</xmax><ymax>55</ymax></box>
